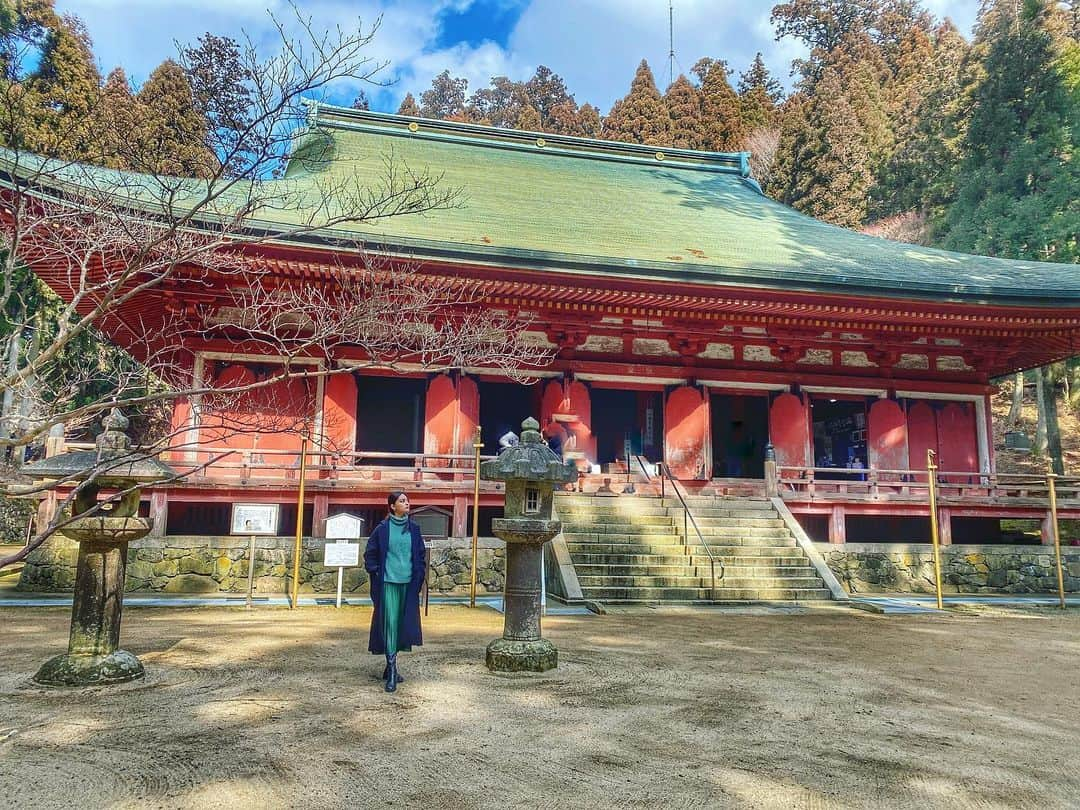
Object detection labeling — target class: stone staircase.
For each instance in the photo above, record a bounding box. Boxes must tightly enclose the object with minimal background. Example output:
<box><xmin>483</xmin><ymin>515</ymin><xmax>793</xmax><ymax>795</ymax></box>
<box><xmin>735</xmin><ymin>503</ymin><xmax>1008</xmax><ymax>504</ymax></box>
<box><xmin>556</xmin><ymin>492</ymin><xmax>832</xmax><ymax>604</ymax></box>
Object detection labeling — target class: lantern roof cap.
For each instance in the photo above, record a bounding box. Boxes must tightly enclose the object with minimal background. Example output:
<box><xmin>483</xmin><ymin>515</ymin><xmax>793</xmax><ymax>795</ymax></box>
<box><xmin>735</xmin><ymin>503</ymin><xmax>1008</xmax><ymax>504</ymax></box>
<box><xmin>480</xmin><ymin>417</ymin><xmax>577</xmax><ymax>484</ymax></box>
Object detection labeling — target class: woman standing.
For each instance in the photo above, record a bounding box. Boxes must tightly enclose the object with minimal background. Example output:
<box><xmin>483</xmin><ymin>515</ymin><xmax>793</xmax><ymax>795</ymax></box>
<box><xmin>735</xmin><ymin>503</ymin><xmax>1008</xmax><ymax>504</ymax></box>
<box><xmin>364</xmin><ymin>491</ymin><xmax>426</xmax><ymax>692</ymax></box>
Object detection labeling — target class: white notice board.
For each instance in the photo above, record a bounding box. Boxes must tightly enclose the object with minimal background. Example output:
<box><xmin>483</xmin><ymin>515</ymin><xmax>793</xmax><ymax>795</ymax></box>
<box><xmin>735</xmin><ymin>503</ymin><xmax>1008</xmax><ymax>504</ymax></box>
<box><xmin>231</xmin><ymin>503</ymin><xmax>280</xmax><ymax>536</ymax></box>
<box><xmin>324</xmin><ymin>543</ymin><xmax>360</xmax><ymax>568</ymax></box>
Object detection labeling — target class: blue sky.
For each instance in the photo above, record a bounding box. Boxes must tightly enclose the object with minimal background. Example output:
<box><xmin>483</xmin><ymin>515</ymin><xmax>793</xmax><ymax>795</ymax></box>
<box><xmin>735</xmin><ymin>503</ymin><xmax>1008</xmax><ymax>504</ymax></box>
<box><xmin>57</xmin><ymin>0</ymin><xmax>980</xmax><ymax>114</ymax></box>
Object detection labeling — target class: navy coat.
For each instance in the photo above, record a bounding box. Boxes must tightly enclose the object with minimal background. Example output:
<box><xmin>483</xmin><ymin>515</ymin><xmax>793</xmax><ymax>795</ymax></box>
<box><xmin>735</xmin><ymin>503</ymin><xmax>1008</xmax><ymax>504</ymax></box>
<box><xmin>364</xmin><ymin>517</ymin><xmax>426</xmax><ymax>654</ymax></box>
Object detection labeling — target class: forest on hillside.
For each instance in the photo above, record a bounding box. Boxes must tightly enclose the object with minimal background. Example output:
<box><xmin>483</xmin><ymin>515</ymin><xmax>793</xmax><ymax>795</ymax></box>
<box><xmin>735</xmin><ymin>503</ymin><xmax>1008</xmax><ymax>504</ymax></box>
<box><xmin>0</xmin><ymin>0</ymin><xmax>1077</xmax><ymax>491</ymax></box>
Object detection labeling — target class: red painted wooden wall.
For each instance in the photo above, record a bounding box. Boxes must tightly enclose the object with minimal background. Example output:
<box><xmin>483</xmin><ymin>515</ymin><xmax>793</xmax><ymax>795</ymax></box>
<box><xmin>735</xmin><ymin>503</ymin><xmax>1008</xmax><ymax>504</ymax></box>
<box><xmin>867</xmin><ymin>399</ymin><xmax>908</xmax><ymax>476</ymax></box>
<box><xmin>769</xmin><ymin>392</ymin><xmax>810</xmax><ymax>468</ymax></box>
<box><xmin>664</xmin><ymin>386</ymin><xmax>708</xmax><ymax>480</ymax></box>
<box><xmin>938</xmin><ymin>402</ymin><xmax>979</xmax><ymax>476</ymax></box>
<box><xmin>565</xmin><ymin>380</ymin><xmax>595</xmax><ymax>462</ymax></box>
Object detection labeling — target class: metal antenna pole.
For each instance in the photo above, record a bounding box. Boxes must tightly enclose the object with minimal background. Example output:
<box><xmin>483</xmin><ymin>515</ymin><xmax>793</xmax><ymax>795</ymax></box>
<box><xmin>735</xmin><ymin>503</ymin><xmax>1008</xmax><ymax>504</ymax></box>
<box><xmin>668</xmin><ymin>1</ymin><xmax>675</xmax><ymax>88</ymax></box>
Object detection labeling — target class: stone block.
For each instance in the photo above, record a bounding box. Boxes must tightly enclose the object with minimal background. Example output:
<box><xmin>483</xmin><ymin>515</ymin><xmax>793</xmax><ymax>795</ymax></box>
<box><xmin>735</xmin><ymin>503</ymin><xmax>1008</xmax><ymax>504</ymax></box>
<box><xmin>126</xmin><ymin>560</ymin><xmax>154</xmax><ymax>582</ymax></box>
<box><xmin>163</xmin><ymin>573</ymin><xmax>218</xmax><ymax>593</ymax></box>
<box><xmin>152</xmin><ymin>559</ymin><xmax>178</xmax><ymax>577</ymax></box>
<box><xmin>178</xmin><ymin>556</ymin><xmax>215</xmax><ymax>576</ymax></box>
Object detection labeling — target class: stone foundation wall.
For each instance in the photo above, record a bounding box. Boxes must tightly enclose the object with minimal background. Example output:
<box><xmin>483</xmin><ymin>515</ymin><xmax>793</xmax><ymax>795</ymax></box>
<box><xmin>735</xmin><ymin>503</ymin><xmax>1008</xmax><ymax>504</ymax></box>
<box><xmin>18</xmin><ymin>534</ymin><xmax>505</xmax><ymax>596</ymax></box>
<box><xmin>818</xmin><ymin>543</ymin><xmax>1080</xmax><ymax>595</ymax></box>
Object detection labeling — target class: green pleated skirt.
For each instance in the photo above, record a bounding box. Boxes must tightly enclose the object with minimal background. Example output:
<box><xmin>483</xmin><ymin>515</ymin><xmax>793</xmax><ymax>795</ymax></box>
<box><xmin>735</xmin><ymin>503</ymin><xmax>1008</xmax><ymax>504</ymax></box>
<box><xmin>383</xmin><ymin>582</ymin><xmax>412</xmax><ymax>654</ymax></box>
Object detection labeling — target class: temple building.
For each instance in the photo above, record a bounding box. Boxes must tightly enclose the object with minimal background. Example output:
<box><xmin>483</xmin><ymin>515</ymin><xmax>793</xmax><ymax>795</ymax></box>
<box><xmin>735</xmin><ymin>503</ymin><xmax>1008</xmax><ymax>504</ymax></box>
<box><xmin>12</xmin><ymin>105</ymin><xmax>1080</xmax><ymax>599</ymax></box>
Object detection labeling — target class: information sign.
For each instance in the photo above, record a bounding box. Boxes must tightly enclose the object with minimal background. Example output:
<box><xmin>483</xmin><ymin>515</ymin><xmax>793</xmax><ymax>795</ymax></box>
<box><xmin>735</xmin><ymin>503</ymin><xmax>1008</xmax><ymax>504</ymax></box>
<box><xmin>323</xmin><ymin>542</ymin><xmax>360</xmax><ymax>568</ymax></box>
<box><xmin>231</xmin><ymin>503</ymin><xmax>280</xmax><ymax>536</ymax></box>
<box><xmin>325</xmin><ymin>513</ymin><xmax>365</xmax><ymax>540</ymax></box>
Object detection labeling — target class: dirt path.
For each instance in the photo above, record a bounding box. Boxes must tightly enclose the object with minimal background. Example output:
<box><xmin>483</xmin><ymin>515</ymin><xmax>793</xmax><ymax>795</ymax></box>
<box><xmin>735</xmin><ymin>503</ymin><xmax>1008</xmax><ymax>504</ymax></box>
<box><xmin>1</xmin><ymin>604</ymin><xmax>1077</xmax><ymax>809</ymax></box>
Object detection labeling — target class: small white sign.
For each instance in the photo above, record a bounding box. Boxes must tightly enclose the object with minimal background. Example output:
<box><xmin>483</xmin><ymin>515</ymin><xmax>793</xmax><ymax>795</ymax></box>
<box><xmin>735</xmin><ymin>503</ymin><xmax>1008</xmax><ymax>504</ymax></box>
<box><xmin>324</xmin><ymin>542</ymin><xmax>360</xmax><ymax>568</ymax></box>
<box><xmin>231</xmin><ymin>503</ymin><xmax>280</xmax><ymax>536</ymax></box>
<box><xmin>325</xmin><ymin>512</ymin><xmax>365</xmax><ymax>540</ymax></box>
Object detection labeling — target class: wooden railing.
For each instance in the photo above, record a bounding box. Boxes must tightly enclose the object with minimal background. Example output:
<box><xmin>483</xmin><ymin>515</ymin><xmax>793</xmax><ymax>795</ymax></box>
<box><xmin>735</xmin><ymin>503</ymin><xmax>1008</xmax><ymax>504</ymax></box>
<box><xmin>773</xmin><ymin>465</ymin><xmax>1080</xmax><ymax>508</ymax></box>
<box><xmin>65</xmin><ymin>442</ymin><xmax>500</xmax><ymax>483</ymax></box>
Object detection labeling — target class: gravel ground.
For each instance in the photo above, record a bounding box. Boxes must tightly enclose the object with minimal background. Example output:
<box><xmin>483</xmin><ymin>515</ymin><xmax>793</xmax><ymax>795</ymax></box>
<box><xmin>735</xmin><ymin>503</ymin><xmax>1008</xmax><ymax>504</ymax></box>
<box><xmin>1</xmin><ymin>603</ymin><xmax>1078</xmax><ymax>809</ymax></box>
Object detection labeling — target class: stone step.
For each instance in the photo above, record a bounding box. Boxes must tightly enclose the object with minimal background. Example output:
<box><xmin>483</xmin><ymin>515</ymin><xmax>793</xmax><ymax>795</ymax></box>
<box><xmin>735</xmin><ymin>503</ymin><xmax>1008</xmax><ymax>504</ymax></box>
<box><xmin>670</xmin><ymin>508</ymin><xmax>780</xmax><ymax>520</ymax></box>
<box><xmin>715</xmin><ymin>576</ymin><xmax>825</xmax><ymax>589</ymax></box>
<box><xmin>577</xmin><ymin>575</ymin><xmax>708</xmax><ymax>588</ymax></box>
<box><xmin>559</xmin><ymin>522</ymin><xmax>678</xmax><ymax>534</ymax></box>
<box><xmin>685</xmin><ymin>545</ymin><xmax>805</xmax><ymax>557</ymax></box>
<box><xmin>558</xmin><ymin>512</ymin><xmax>675</xmax><ymax>524</ymax></box>
<box><xmin>715</xmin><ymin>563</ymin><xmax>816</xmax><ymax>576</ymax></box>
<box><xmin>662</xmin><ymin>497</ymin><xmax>771</xmax><ymax>508</ymax></box>
<box><xmin>574</xmin><ymin>563</ymin><xmax>702</xmax><ymax>577</ymax></box>
<box><xmin>686</xmin><ymin>539</ymin><xmax>797</xmax><ymax>553</ymax></box>
<box><xmin>686</xmin><ymin>526</ymin><xmax>793</xmax><ymax>539</ymax></box>
<box><xmin>556</xmin><ymin>505</ymin><xmax>671</xmax><ymax>517</ymax></box>
<box><xmin>569</xmin><ymin>553</ymin><xmax>694</xmax><ymax>567</ymax></box>
<box><xmin>578</xmin><ymin>586</ymin><xmax>833</xmax><ymax>601</ymax></box>
<box><xmin>565</xmin><ymin>542</ymin><xmax>688</xmax><ymax>555</ymax></box>
<box><xmin>563</xmin><ymin>532</ymin><xmax>682</xmax><ymax>544</ymax></box>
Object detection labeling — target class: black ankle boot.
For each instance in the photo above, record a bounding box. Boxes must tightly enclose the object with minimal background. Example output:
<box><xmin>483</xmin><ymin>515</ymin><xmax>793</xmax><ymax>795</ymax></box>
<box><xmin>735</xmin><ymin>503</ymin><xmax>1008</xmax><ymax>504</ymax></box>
<box><xmin>381</xmin><ymin>662</ymin><xmax>404</xmax><ymax>683</ymax></box>
<box><xmin>384</xmin><ymin>653</ymin><xmax>399</xmax><ymax>693</ymax></box>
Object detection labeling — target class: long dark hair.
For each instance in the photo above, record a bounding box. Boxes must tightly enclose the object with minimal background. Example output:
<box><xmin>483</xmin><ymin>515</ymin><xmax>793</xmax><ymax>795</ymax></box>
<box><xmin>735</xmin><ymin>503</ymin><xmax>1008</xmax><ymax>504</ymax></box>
<box><xmin>386</xmin><ymin>490</ymin><xmax>407</xmax><ymax>513</ymax></box>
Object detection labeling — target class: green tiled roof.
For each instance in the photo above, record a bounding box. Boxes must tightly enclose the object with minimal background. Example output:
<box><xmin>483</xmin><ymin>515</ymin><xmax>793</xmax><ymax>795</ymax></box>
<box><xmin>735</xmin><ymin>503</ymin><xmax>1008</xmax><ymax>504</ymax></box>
<box><xmin>3</xmin><ymin>103</ymin><xmax>1078</xmax><ymax>305</ymax></box>
<box><xmin>287</xmin><ymin>105</ymin><xmax>1080</xmax><ymax>304</ymax></box>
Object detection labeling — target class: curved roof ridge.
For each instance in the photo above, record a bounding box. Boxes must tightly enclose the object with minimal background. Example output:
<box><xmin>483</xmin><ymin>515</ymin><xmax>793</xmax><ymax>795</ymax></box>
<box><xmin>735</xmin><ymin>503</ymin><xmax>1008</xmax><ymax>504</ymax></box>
<box><xmin>306</xmin><ymin>101</ymin><xmax>752</xmax><ymax>177</ymax></box>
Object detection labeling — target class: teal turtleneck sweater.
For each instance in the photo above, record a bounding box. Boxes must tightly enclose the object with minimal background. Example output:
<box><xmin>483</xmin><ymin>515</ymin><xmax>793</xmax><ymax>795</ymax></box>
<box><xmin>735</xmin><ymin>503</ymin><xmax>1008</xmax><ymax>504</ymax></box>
<box><xmin>384</xmin><ymin>515</ymin><xmax>413</xmax><ymax>584</ymax></box>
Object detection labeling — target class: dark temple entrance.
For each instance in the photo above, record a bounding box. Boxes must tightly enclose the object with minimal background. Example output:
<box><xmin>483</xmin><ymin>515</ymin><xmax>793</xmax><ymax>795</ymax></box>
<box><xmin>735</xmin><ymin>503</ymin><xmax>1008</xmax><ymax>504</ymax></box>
<box><xmin>590</xmin><ymin>387</ymin><xmax>663</xmax><ymax>466</ymax></box>
<box><xmin>355</xmin><ymin>375</ymin><xmax>425</xmax><ymax>465</ymax></box>
<box><xmin>478</xmin><ymin>380</ymin><xmax>537</xmax><ymax>449</ymax></box>
<box><xmin>710</xmin><ymin>393</ymin><xmax>768</xmax><ymax>478</ymax></box>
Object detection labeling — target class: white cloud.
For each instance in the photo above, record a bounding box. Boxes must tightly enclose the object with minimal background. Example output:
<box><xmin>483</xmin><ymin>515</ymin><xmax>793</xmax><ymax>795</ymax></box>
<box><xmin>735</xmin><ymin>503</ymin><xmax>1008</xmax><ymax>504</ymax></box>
<box><xmin>56</xmin><ymin>0</ymin><xmax>984</xmax><ymax>114</ymax></box>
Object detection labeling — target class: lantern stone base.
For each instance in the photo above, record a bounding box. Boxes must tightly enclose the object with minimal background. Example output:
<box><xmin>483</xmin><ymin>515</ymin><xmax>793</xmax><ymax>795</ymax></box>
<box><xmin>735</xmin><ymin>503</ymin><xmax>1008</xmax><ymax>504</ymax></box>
<box><xmin>33</xmin><ymin>649</ymin><xmax>145</xmax><ymax>687</ymax></box>
<box><xmin>485</xmin><ymin>637</ymin><xmax>558</xmax><ymax>673</ymax></box>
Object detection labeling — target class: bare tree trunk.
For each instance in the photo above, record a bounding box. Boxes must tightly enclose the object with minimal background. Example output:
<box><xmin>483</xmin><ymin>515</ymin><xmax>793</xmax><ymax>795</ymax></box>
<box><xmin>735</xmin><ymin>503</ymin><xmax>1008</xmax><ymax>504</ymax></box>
<box><xmin>1035</xmin><ymin>365</ymin><xmax>1064</xmax><ymax>474</ymax></box>
<box><xmin>1007</xmin><ymin>370</ymin><xmax>1024</xmax><ymax>424</ymax></box>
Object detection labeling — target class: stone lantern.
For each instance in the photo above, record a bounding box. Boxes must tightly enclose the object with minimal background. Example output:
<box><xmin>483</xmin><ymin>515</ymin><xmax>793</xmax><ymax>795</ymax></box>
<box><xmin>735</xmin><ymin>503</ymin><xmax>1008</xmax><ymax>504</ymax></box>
<box><xmin>19</xmin><ymin>408</ymin><xmax>174</xmax><ymax>686</ymax></box>
<box><xmin>480</xmin><ymin>416</ymin><xmax>577</xmax><ymax>672</ymax></box>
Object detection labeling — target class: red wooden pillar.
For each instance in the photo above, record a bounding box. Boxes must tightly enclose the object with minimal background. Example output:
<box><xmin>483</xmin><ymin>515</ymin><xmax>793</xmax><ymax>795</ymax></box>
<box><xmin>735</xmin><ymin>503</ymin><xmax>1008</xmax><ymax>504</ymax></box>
<box><xmin>939</xmin><ymin>507</ymin><xmax>953</xmax><ymax>545</ymax></box>
<box><xmin>452</xmin><ymin>495</ymin><xmax>469</xmax><ymax>538</ymax></box>
<box><xmin>829</xmin><ymin>505</ymin><xmax>846</xmax><ymax>544</ymax></box>
<box><xmin>565</xmin><ymin>380</ymin><xmax>594</xmax><ymax>462</ymax></box>
<box><xmin>664</xmin><ymin>386</ymin><xmax>708</xmax><ymax>480</ymax></box>
<box><xmin>148</xmin><ymin>490</ymin><xmax>168</xmax><ymax>538</ymax></box>
<box><xmin>769</xmin><ymin>392</ymin><xmax>811</xmax><ymax>468</ymax></box>
<box><xmin>322</xmin><ymin>373</ymin><xmax>358</xmax><ymax>457</ymax></box>
<box><xmin>424</xmin><ymin>374</ymin><xmax>458</xmax><ymax>467</ymax></box>
<box><xmin>867</xmin><ymin>399</ymin><xmax>908</xmax><ymax>478</ymax></box>
<box><xmin>312</xmin><ymin>495</ymin><xmax>329</xmax><ymax>538</ymax></box>
<box><xmin>540</xmin><ymin>379</ymin><xmax>566</xmax><ymax>429</ymax></box>
<box><xmin>456</xmin><ymin>376</ymin><xmax>480</xmax><ymax>454</ymax></box>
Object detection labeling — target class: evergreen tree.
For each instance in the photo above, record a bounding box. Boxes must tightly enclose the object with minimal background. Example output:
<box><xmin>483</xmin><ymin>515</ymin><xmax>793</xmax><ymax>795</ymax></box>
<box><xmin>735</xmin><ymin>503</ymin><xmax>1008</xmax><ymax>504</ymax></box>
<box><xmin>351</xmin><ymin>89</ymin><xmax>370</xmax><ymax>110</ymax></box>
<box><xmin>693</xmin><ymin>57</ymin><xmax>745</xmax><ymax>151</ymax></box>
<box><xmin>664</xmin><ymin>74</ymin><xmax>705</xmax><ymax>149</ymax></box>
<box><xmin>24</xmin><ymin>13</ymin><xmax>101</xmax><ymax>160</ymax></box>
<box><xmin>771</xmin><ymin>32</ymin><xmax>891</xmax><ymax>227</ymax></box>
<box><xmin>578</xmin><ymin>102</ymin><xmax>602</xmax><ymax>138</ymax></box>
<box><xmin>420</xmin><ymin>70</ymin><xmax>467</xmax><ymax>119</ymax></box>
<box><xmin>523</xmin><ymin>65</ymin><xmax>573</xmax><ymax>126</ymax></box>
<box><xmin>939</xmin><ymin>0</ymin><xmax>1078</xmax><ymax>261</ymax></box>
<box><xmin>601</xmin><ymin>59</ymin><xmax>672</xmax><ymax>145</ymax></box>
<box><xmin>179</xmin><ymin>34</ymin><xmax>254</xmax><ymax>175</ymax></box>
<box><xmin>547</xmin><ymin>99</ymin><xmax>584</xmax><ymax>135</ymax></box>
<box><xmin>397</xmin><ymin>92</ymin><xmax>420</xmax><ymax>116</ymax></box>
<box><xmin>467</xmin><ymin>76</ymin><xmax>528</xmax><ymax>128</ymax></box>
<box><xmin>135</xmin><ymin>59</ymin><xmax>215</xmax><ymax>177</ymax></box>
<box><xmin>517</xmin><ymin>103</ymin><xmax>541</xmax><ymax>131</ymax></box>
<box><xmin>738</xmin><ymin>53</ymin><xmax>783</xmax><ymax>132</ymax></box>
<box><xmin>97</xmin><ymin>67</ymin><xmax>136</xmax><ymax>170</ymax></box>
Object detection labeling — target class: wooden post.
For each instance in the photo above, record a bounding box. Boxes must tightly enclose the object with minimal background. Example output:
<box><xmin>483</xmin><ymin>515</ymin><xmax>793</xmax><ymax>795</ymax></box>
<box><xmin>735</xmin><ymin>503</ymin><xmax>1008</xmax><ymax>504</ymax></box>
<box><xmin>927</xmin><ymin>449</ymin><xmax>944</xmax><ymax>610</ymax></box>
<box><xmin>939</xmin><ymin>508</ymin><xmax>953</xmax><ymax>546</ymax></box>
<box><xmin>1047</xmin><ymin>466</ymin><xmax>1067</xmax><ymax>610</ymax></box>
<box><xmin>290</xmin><ymin>435</ymin><xmax>309</xmax><ymax>610</ymax></box>
<box><xmin>470</xmin><ymin>426</ymin><xmax>482</xmax><ymax>608</ymax></box>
